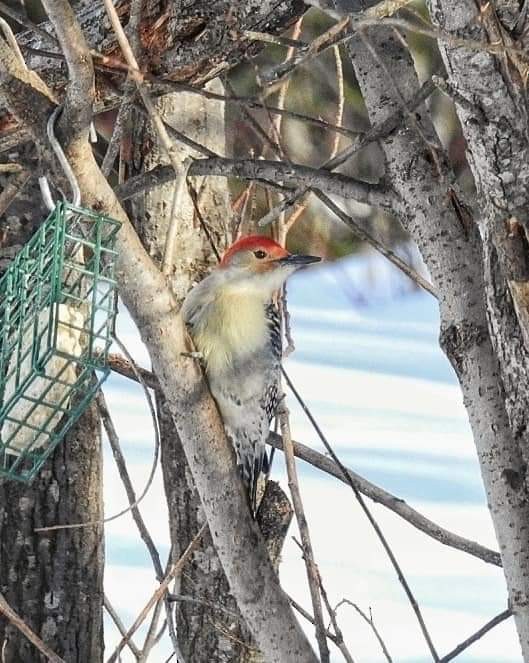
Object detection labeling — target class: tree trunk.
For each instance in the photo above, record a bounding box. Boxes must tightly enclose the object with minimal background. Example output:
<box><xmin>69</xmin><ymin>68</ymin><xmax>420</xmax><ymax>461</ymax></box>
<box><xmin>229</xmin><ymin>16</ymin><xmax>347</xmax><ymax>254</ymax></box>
<box><xmin>0</xmin><ymin>403</ymin><xmax>104</xmax><ymax>662</ymax></box>
<box><xmin>344</xmin><ymin>17</ymin><xmax>529</xmax><ymax>660</ymax></box>
<box><xmin>129</xmin><ymin>80</ymin><xmax>253</xmax><ymax>661</ymax></box>
<box><xmin>0</xmin><ymin>170</ymin><xmax>104</xmax><ymax>662</ymax></box>
<box><xmin>425</xmin><ymin>1</ymin><xmax>529</xmax><ymax>656</ymax></box>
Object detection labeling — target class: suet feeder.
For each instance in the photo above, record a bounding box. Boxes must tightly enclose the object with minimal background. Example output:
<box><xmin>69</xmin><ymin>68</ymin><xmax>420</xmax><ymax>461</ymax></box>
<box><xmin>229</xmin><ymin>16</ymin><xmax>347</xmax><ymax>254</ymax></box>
<box><xmin>0</xmin><ymin>202</ymin><xmax>120</xmax><ymax>482</ymax></box>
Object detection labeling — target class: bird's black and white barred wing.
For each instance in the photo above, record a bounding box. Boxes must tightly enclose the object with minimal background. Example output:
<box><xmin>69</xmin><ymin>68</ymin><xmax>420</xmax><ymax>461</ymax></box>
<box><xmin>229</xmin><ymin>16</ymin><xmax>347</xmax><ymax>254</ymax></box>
<box><xmin>263</xmin><ymin>302</ymin><xmax>282</xmax><ymax>422</ymax></box>
<box><xmin>236</xmin><ymin>303</ymin><xmax>282</xmax><ymax>515</ymax></box>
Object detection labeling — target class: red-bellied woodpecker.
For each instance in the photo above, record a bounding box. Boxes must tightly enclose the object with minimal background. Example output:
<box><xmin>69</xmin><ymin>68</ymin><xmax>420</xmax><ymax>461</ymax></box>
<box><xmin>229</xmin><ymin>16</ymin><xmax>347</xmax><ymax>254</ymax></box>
<box><xmin>181</xmin><ymin>235</ymin><xmax>321</xmax><ymax>514</ymax></box>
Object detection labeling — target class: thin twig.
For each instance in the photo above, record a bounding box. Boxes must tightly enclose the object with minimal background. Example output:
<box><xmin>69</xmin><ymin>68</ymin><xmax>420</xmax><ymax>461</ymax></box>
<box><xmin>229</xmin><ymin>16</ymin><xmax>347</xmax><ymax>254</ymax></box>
<box><xmin>270</xmin><ymin>17</ymin><xmax>303</xmax><ymax>241</ymax></box>
<box><xmin>106</xmin><ymin>524</ymin><xmax>207</xmax><ymax>663</ymax></box>
<box><xmin>257</xmin><ymin>78</ymin><xmax>437</xmax><ymax>227</ymax></box>
<box><xmin>225</xmin><ymin>77</ymin><xmax>284</xmax><ymax>160</ymax></box>
<box><xmin>186</xmin><ymin>178</ymin><xmax>223</xmax><ymax>260</ymax></box>
<box><xmin>330</xmin><ymin>45</ymin><xmax>345</xmax><ymax>160</ymax></box>
<box><xmin>104</xmin><ymin>594</ymin><xmax>141</xmax><ymax>660</ymax></box>
<box><xmin>318</xmin><ymin>579</ymin><xmax>356</xmax><ymax>663</ymax></box>
<box><xmin>279</xmin><ymin>406</ymin><xmax>330</xmax><ymax>663</ymax></box>
<box><xmin>0</xmin><ymin>593</ymin><xmax>65</xmax><ymax>663</ymax></box>
<box><xmin>336</xmin><ymin>600</ymin><xmax>392</xmax><ymax>663</ymax></box>
<box><xmin>282</xmin><ymin>369</ymin><xmax>440</xmax><ymax>662</ymax></box>
<box><xmin>439</xmin><ymin>608</ymin><xmax>512</xmax><ymax>662</ymax></box>
<box><xmin>139</xmin><ymin>599</ymin><xmax>165</xmax><ymax>663</ymax></box>
<box><xmin>315</xmin><ymin>190</ymin><xmax>437</xmax><ymax>297</ymax></box>
<box><xmin>162</xmin><ymin>156</ymin><xmax>193</xmax><ymax>275</ymax></box>
<box><xmin>262</xmin><ymin>16</ymin><xmax>351</xmax><ymax>88</ymax></box>
<box><xmin>97</xmin><ymin>390</ymin><xmax>163</xmax><ymax>577</ymax></box>
<box><xmin>0</xmin><ymin>168</ymin><xmax>30</xmax><ymax>217</ymax></box>
<box><xmin>288</xmin><ymin>595</ymin><xmax>342</xmax><ymax>647</ymax></box>
<box><xmin>242</xmin><ymin>29</ymin><xmax>308</xmax><ymax>49</ymax></box>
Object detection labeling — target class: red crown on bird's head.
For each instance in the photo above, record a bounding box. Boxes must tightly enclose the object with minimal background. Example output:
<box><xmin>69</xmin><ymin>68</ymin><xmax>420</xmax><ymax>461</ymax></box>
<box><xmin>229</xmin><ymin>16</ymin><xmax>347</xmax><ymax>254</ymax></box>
<box><xmin>221</xmin><ymin>235</ymin><xmax>289</xmax><ymax>266</ymax></box>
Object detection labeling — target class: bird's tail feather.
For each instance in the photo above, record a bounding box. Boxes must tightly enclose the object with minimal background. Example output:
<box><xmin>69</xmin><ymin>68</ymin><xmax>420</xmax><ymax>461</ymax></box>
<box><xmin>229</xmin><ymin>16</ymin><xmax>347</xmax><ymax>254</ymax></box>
<box><xmin>242</xmin><ymin>447</ymin><xmax>268</xmax><ymax>518</ymax></box>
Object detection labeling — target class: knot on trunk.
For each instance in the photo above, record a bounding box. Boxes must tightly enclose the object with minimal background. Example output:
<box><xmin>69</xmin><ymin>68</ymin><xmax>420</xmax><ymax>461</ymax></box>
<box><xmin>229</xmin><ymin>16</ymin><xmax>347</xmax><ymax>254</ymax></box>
<box><xmin>439</xmin><ymin>321</ymin><xmax>488</xmax><ymax>374</ymax></box>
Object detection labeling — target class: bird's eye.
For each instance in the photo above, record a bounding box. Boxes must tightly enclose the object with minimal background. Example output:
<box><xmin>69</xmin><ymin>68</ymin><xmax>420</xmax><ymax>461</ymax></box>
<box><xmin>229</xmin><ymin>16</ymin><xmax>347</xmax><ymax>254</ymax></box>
<box><xmin>254</xmin><ymin>250</ymin><xmax>267</xmax><ymax>259</ymax></box>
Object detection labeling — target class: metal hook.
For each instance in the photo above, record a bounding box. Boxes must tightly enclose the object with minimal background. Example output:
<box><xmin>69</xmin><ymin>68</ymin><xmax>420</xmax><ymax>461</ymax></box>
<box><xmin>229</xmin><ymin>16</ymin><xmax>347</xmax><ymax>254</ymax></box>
<box><xmin>38</xmin><ymin>105</ymin><xmax>81</xmax><ymax>211</ymax></box>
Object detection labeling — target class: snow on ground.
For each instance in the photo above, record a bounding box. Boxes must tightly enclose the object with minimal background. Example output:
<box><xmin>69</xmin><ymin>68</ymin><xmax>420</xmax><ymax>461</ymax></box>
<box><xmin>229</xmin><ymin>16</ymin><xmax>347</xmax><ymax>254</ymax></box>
<box><xmin>102</xmin><ymin>250</ymin><xmax>520</xmax><ymax>662</ymax></box>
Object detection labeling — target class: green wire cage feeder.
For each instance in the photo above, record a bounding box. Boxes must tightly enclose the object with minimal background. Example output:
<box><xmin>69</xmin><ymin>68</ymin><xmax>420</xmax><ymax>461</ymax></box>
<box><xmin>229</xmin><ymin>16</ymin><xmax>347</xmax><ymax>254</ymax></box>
<box><xmin>0</xmin><ymin>202</ymin><xmax>120</xmax><ymax>482</ymax></box>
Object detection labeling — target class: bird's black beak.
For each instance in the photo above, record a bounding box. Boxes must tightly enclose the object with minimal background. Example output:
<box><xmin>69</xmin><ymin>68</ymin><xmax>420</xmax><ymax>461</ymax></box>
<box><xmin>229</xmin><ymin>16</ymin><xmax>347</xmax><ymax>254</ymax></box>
<box><xmin>277</xmin><ymin>253</ymin><xmax>322</xmax><ymax>266</ymax></box>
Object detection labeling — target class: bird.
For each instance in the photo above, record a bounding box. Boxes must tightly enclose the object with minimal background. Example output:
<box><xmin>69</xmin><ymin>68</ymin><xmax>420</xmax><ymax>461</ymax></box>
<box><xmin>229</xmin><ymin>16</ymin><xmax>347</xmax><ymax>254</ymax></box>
<box><xmin>181</xmin><ymin>235</ymin><xmax>321</xmax><ymax>515</ymax></box>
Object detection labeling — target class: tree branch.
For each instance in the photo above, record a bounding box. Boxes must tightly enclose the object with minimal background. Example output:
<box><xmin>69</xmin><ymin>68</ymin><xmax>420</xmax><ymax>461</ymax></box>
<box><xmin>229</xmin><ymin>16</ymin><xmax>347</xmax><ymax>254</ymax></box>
<box><xmin>439</xmin><ymin>608</ymin><xmax>512</xmax><ymax>662</ymax></box>
<box><xmin>40</xmin><ymin>0</ymin><xmax>94</xmax><ymax>143</ymax></box>
<box><xmin>267</xmin><ymin>432</ymin><xmax>501</xmax><ymax>567</ymax></box>
<box><xmin>0</xmin><ymin>593</ymin><xmax>66</xmax><ymax>663</ymax></box>
<box><xmin>117</xmin><ymin>156</ymin><xmax>390</xmax><ymax>206</ymax></box>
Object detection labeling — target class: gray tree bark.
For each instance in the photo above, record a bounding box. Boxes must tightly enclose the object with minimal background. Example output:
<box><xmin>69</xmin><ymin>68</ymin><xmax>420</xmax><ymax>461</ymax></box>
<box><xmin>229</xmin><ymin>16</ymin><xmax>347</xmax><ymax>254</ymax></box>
<box><xmin>129</xmin><ymin>81</ymin><xmax>248</xmax><ymax>662</ymax></box>
<box><xmin>341</xmin><ymin>3</ymin><xmax>529</xmax><ymax>658</ymax></box>
<box><xmin>0</xmin><ymin>402</ymin><xmax>104</xmax><ymax>662</ymax></box>
<box><xmin>0</xmin><ymin>167</ymin><xmax>104</xmax><ymax>663</ymax></box>
<box><xmin>425</xmin><ymin>1</ymin><xmax>529</xmax><ymax>656</ymax></box>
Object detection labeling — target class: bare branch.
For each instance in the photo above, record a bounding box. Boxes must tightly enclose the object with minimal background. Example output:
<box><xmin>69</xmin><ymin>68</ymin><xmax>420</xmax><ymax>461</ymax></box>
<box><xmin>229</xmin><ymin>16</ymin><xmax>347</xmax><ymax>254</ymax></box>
<box><xmin>279</xmin><ymin>407</ymin><xmax>330</xmax><ymax>663</ymax></box>
<box><xmin>439</xmin><ymin>608</ymin><xmax>512</xmax><ymax>662</ymax></box>
<box><xmin>104</xmin><ymin>594</ymin><xmax>141</xmax><ymax>660</ymax></box>
<box><xmin>336</xmin><ymin>600</ymin><xmax>392</xmax><ymax>663</ymax></box>
<box><xmin>107</xmin><ymin>524</ymin><xmax>207</xmax><ymax>663</ymax></box>
<box><xmin>0</xmin><ymin>593</ymin><xmax>65</xmax><ymax>663</ymax></box>
<box><xmin>117</xmin><ymin>157</ymin><xmax>390</xmax><ymax>207</ymax></box>
<box><xmin>282</xmin><ymin>369</ymin><xmax>440</xmax><ymax>661</ymax></box>
<box><xmin>267</xmin><ymin>431</ymin><xmax>500</xmax><ymax>566</ymax></box>
<box><xmin>106</xmin><ymin>352</ymin><xmax>158</xmax><ymax>389</ymax></box>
